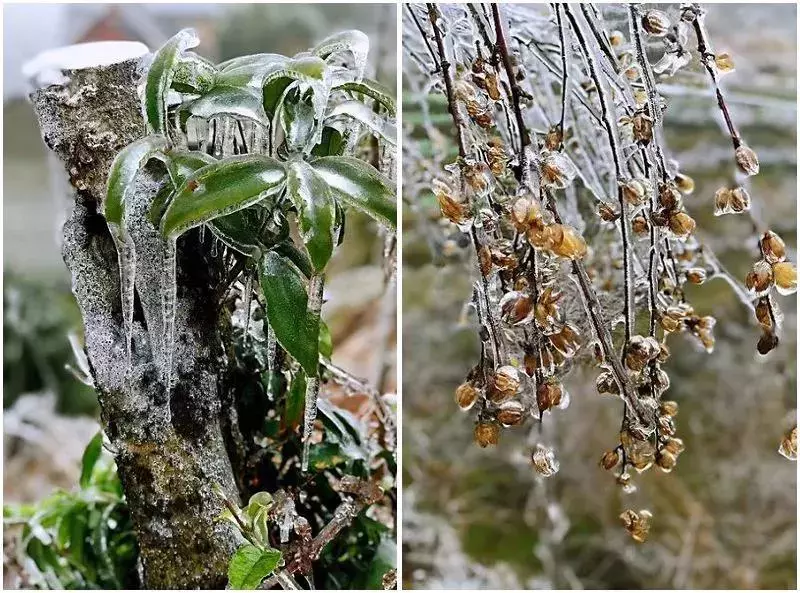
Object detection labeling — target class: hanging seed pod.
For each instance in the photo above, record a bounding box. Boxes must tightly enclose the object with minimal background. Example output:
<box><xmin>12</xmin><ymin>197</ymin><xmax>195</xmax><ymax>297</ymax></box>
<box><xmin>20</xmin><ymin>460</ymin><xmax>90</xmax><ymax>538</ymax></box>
<box><xmin>632</xmin><ymin>111</ymin><xmax>654</xmax><ymax>144</ymax></box>
<box><xmin>663</xmin><ymin>437</ymin><xmax>685</xmax><ymax>456</ymax></box>
<box><xmin>433</xmin><ymin>180</ymin><xmax>469</xmax><ymax>224</ymax></box>
<box><xmin>511</xmin><ymin>195</ymin><xmax>544</xmax><ymax>230</ymax></box>
<box><xmin>486</xmin><ymin>137</ymin><xmax>508</xmax><ymax>176</ymax></box>
<box><xmin>755</xmin><ymin>297</ymin><xmax>773</xmax><ymax>329</ymax></box>
<box><xmin>642</xmin><ymin>9</ymin><xmax>670</xmax><ymax>37</ymax></box>
<box><xmin>596</xmin><ymin>371</ymin><xmax>620</xmax><ymax>395</ymax></box>
<box><xmin>660</xmin><ymin>400</ymin><xmax>679</xmax><ymax>417</ymax></box>
<box><xmin>609</xmin><ymin>30</ymin><xmax>625</xmax><ymax>47</ymax></box>
<box><xmin>713</xmin><ymin>187</ymin><xmax>731</xmax><ymax>216</ymax></box>
<box><xmin>493</xmin><ymin>365</ymin><xmax>522</xmax><ymax>397</ymax></box>
<box><xmin>772</xmin><ymin>261</ymin><xmax>797</xmax><ymax>295</ymax></box>
<box><xmin>714</xmin><ymin>52</ymin><xmax>735</xmax><ymax>74</ymax></box>
<box><xmin>674</xmin><ymin>172</ymin><xmax>695</xmax><ymax>195</ymax></box>
<box><xmin>474</xmin><ymin>421</ymin><xmax>500</xmax><ymax>448</ymax></box>
<box><xmin>657</xmin><ymin>342</ymin><xmax>670</xmax><ymax>363</ymax></box>
<box><xmin>496</xmin><ymin>400</ymin><xmax>525</xmax><ymax>426</ymax></box>
<box><xmin>631</xmin><ymin>214</ymin><xmax>650</xmax><ymax>235</ymax></box>
<box><xmin>658</xmin><ymin>415</ymin><xmax>676</xmax><ymax>437</ymax></box>
<box><xmin>462</xmin><ymin>159</ymin><xmax>492</xmax><ymax>193</ymax></box>
<box><xmin>598</xmin><ymin>201</ymin><xmax>620</xmax><ymax>222</ymax></box>
<box><xmin>499</xmin><ymin>291</ymin><xmax>535</xmax><ymax>326</ymax></box>
<box><xmin>656</xmin><ymin>450</ymin><xmax>677</xmax><ymax>472</ymax></box>
<box><xmin>544</xmin><ymin>125</ymin><xmax>563</xmax><ymax>151</ymax></box>
<box><xmin>728</xmin><ymin>187</ymin><xmax>751</xmax><ymax>214</ymax></box>
<box><xmin>537</xmin><ymin>379</ymin><xmax>563</xmax><ymax>413</ymax></box>
<box><xmin>658</xmin><ymin>182</ymin><xmax>682</xmax><ymax>210</ymax></box>
<box><xmin>778</xmin><ymin>424</ymin><xmax>797</xmax><ymax>460</ymax></box>
<box><xmin>686</xmin><ymin>267</ymin><xmax>707</xmax><ymax>284</ymax></box>
<box><xmin>621</xmin><ymin>178</ymin><xmax>652</xmax><ymax>205</ymax></box>
<box><xmin>760</xmin><ymin>231</ymin><xmax>786</xmax><ymax>264</ymax></box>
<box><xmin>455</xmin><ymin>382</ymin><xmax>479</xmax><ymax>411</ymax></box>
<box><xmin>540</xmin><ymin>150</ymin><xmax>578</xmax><ymax>188</ymax></box>
<box><xmin>600</xmin><ymin>449</ymin><xmax>620</xmax><ymax>470</ymax></box>
<box><xmin>549</xmin><ymin>224</ymin><xmax>588</xmax><ymax>260</ymax></box>
<box><xmin>620</xmin><ymin>508</ymin><xmax>653</xmax><ymax>542</ymax></box>
<box><xmin>757</xmin><ymin>330</ymin><xmax>779</xmax><ymax>355</ymax></box>
<box><xmin>531</xmin><ymin>443</ymin><xmax>560</xmax><ymax>477</ymax></box>
<box><xmin>478</xmin><ymin>245</ymin><xmax>493</xmax><ymax>277</ymax></box>
<box><xmin>484</xmin><ymin>71</ymin><xmax>501</xmax><ymax>101</ymax></box>
<box><xmin>735</xmin><ymin>144</ymin><xmax>760</xmax><ymax>176</ymax></box>
<box><xmin>624</xmin><ymin>335</ymin><xmax>660</xmax><ymax>372</ymax></box>
<box><xmin>745</xmin><ymin>260</ymin><xmax>774</xmax><ymax>295</ymax></box>
<box><xmin>549</xmin><ymin>324</ymin><xmax>581</xmax><ymax>358</ymax></box>
<box><xmin>668</xmin><ymin>211</ymin><xmax>696</xmax><ymax>238</ymax></box>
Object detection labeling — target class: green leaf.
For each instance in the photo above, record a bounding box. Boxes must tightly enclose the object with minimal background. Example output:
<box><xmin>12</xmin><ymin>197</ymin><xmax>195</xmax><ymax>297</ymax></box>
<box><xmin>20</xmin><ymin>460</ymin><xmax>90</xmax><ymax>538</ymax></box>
<box><xmin>248</xmin><ymin>492</ymin><xmax>273</xmax><ymax>511</ymax></box>
<box><xmin>286</xmin><ymin>159</ymin><xmax>336</xmax><ymax>272</ymax></box>
<box><xmin>227</xmin><ymin>544</ymin><xmax>281</xmax><ymax>590</ymax></box>
<box><xmin>356</xmin><ymin>538</ymin><xmax>396</xmax><ymax>589</ymax></box>
<box><xmin>185</xmin><ymin>85</ymin><xmax>268</xmax><ymax>124</ymax></box>
<box><xmin>273</xmin><ymin>241</ymin><xmax>313</xmax><ymax>279</ymax></box>
<box><xmin>336</xmin><ymin>79</ymin><xmax>396</xmax><ymax>115</ymax></box>
<box><xmin>208</xmin><ymin>207</ymin><xmax>268</xmax><ymax>257</ymax></box>
<box><xmin>319</xmin><ymin>320</ymin><xmax>333</xmax><ymax>358</ymax></box>
<box><xmin>160</xmin><ymin>155</ymin><xmax>286</xmax><ymax>239</ymax></box>
<box><xmin>312</xmin><ymin>30</ymin><xmax>369</xmax><ymax>68</ymax></box>
<box><xmin>218</xmin><ymin>53</ymin><xmax>287</xmax><ymax>73</ymax></box>
<box><xmin>311</xmin><ymin>126</ymin><xmax>346</xmax><ymax>157</ymax></box>
<box><xmin>79</xmin><ymin>432</ymin><xmax>103</xmax><ymax>490</ymax></box>
<box><xmin>316</xmin><ymin>398</ymin><xmax>368</xmax><ymax>461</ymax></box>
<box><xmin>258</xmin><ymin>251</ymin><xmax>320</xmax><ymax>376</ymax></box>
<box><xmin>162</xmin><ymin>149</ymin><xmax>215</xmax><ymax>187</ymax></box>
<box><xmin>285</xmin><ymin>369</ymin><xmax>306</xmax><ymax>431</ymax></box>
<box><xmin>144</xmin><ymin>29</ymin><xmax>200</xmax><ymax>136</ymax></box>
<box><xmin>311</xmin><ymin>156</ymin><xmax>396</xmax><ymax>230</ymax></box>
<box><xmin>326</xmin><ymin>100</ymin><xmax>396</xmax><ymax>146</ymax></box>
<box><xmin>308</xmin><ymin>442</ymin><xmax>348</xmax><ymax>470</ymax></box>
<box><xmin>104</xmin><ymin>135</ymin><xmax>168</xmax><ymax>226</ymax></box>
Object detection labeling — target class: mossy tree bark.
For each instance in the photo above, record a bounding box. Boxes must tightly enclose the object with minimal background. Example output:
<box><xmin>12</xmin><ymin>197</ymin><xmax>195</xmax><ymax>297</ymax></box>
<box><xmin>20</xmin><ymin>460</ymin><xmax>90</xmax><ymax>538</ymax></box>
<box><xmin>31</xmin><ymin>57</ymin><xmax>243</xmax><ymax>588</ymax></box>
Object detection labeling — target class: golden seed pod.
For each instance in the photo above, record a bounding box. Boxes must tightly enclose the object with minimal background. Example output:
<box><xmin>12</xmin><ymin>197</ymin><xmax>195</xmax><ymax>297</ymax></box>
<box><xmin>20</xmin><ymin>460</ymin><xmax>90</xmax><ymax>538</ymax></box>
<box><xmin>549</xmin><ymin>324</ymin><xmax>581</xmax><ymax>358</ymax></box>
<box><xmin>494</xmin><ymin>365</ymin><xmax>522</xmax><ymax>396</ymax></box>
<box><xmin>620</xmin><ymin>508</ymin><xmax>653</xmax><ymax>543</ymax></box>
<box><xmin>745</xmin><ymin>260</ymin><xmax>774</xmax><ymax>295</ymax></box>
<box><xmin>600</xmin><ymin>449</ymin><xmax>620</xmax><ymax>470</ymax></box>
<box><xmin>544</xmin><ymin>125</ymin><xmax>563</xmax><ymax>151</ymax></box>
<box><xmin>596</xmin><ymin>371</ymin><xmax>620</xmax><ymax>395</ymax></box>
<box><xmin>484</xmin><ymin>72</ymin><xmax>501</xmax><ymax>101</ymax></box>
<box><xmin>499</xmin><ymin>291</ymin><xmax>535</xmax><ymax>326</ymax></box>
<box><xmin>658</xmin><ymin>415</ymin><xmax>676</xmax><ymax>437</ymax></box>
<box><xmin>486</xmin><ymin>137</ymin><xmax>508</xmax><ymax>176</ymax></box>
<box><xmin>478</xmin><ymin>245</ymin><xmax>493</xmax><ymax>277</ymax></box>
<box><xmin>548</xmin><ymin>224</ymin><xmax>588</xmax><ymax>260</ymax></box>
<box><xmin>674</xmin><ymin>172</ymin><xmax>695</xmax><ymax>195</ymax></box>
<box><xmin>621</xmin><ymin>178</ymin><xmax>651</xmax><ymax>205</ymax></box>
<box><xmin>686</xmin><ymin>267</ymin><xmax>707</xmax><ymax>284</ymax></box>
<box><xmin>623</xmin><ymin>64</ymin><xmax>640</xmax><ymax>81</ymax></box>
<box><xmin>760</xmin><ymin>231</ymin><xmax>786</xmax><ymax>264</ymax></box>
<box><xmin>453</xmin><ymin>78</ymin><xmax>477</xmax><ymax>102</ymax></box>
<box><xmin>598</xmin><ymin>201</ymin><xmax>620</xmax><ymax>222</ymax></box>
<box><xmin>511</xmin><ymin>196</ymin><xmax>543</xmax><ymax>230</ymax></box>
<box><xmin>756</xmin><ymin>330</ymin><xmax>779</xmax><ymax>355</ymax></box>
<box><xmin>668</xmin><ymin>211</ymin><xmax>696</xmax><ymax>238</ymax></box>
<box><xmin>658</xmin><ymin>182</ymin><xmax>682</xmax><ymax>210</ymax></box>
<box><xmin>474</xmin><ymin>421</ymin><xmax>500</xmax><ymax>448</ymax></box>
<box><xmin>496</xmin><ymin>400</ymin><xmax>525</xmax><ymax>427</ymax></box>
<box><xmin>537</xmin><ymin>379</ymin><xmax>563</xmax><ymax>413</ymax></box>
<box><xmin>778</xmin><ymin>425</ymin><xmax>797</xmax><ymax>461</ymax></box>
<box><xmin>632</xmin><ymin>111</ymin><xmax>654</xmax><ymax>144</ymax></box>
<box><xmin>433</xmin><ymin>180</ymin><xmax>469</xmax><ymax>224</ymax></box>
<box><xmin>531</xmin><ymin>443</ymin><xmax>560</xmax><ymax>477</ymax></box>
<box><xmin>713</xmin><ymin>187</ymin><xmax>731</xmax><ymax>216</ymax></box>
<box><xmin>773</xmin><ymin>261</ymin><xmax>797</xmax><ymax>295</ymax></box>
<box><xmin>714</xmin><ymin>52</ymin><xmax>735</xmax><ymax>74</ymax></box>
<box><xmin>729</xmin><ymin>187</ymin><xmax>751</xmax><ymax>213</ymax></box>
<box><xmin>657</xmin><ymin>342</ymin><xmax>670</xmax><ymax>363</ymax></box>
<box><xmin>631</xmin><ymin>214</ymin><xmax>650</xmax><ymax>235</ymax></box>
<box><xmin>609</xmin><ymin>30</ymin><xmax>626</xmax><ymax>47</ymax></box>
<box><xmin>455</xmin><ymin>382</ymin><xmax>479</xmax><ymax>411</ymax></box>
<box><xmin>540</xmin><ymin>151</ymin><xmax>578</xmax><ymax>189</ymax></box>
<box><xmin>755</xmin><ymin>297</ymin><xmax>773</xmax><ymax>329</ymax></box>
<box><xmin>656</xmin><ymin>450</ymin><xmax>677</xmax><ymax>473</ymax></box>
<box><xmin>642</xmin><ymin>9</ymin><xmax>670</xmax><ymax>37</ymax></box>
<box><xmin>735</xmin><ymin>144</ymin><xmax>760</xmax><ymax>176</ymax></box>
<box><xmin>660</xmin><ymin>400</ymin><xmax>679</xmax><ymax>417</ymax></box>
<box><xmin>663</xmin><ymin>436</ymin><xmax>685</xmax><ymax>456</ymax></box>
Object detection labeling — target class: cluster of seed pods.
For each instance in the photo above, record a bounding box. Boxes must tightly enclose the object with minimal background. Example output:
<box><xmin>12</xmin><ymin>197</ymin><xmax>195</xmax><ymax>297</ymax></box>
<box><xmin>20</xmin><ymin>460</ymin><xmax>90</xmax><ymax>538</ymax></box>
<box><xmin>407</xmin><ymin>2</ymin><xmax>796</xmax><ymax>542</ymax></box>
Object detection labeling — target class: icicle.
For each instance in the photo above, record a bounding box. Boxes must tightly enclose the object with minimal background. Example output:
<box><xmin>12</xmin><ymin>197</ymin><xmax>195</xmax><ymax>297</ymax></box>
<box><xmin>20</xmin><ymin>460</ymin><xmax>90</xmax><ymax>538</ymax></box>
<box><xmin>301</xmin><ymin>273</ymin><xmax>324</xmax><ymax>473</ymax></box>
<box><xmin>111</xmin><ymin>226</ymin><xmax>136</xmax><ymax>371</ymax></box>
<box><xmin>266</xmin><ymin>322</ymin><xmax>278</xmax><ymax>401</ymax></box>
<box><xmin>221</xmin><ymin>116</ymin><xmax>236</xmax><ymax>157</ymax></box>
<box><xmin>242</xmin><ymin>273</ymin><xmax>253</xmax><ymax>342</ymax></box>
<box><xmin>211</xmin><ymin>236</ymin><xmax>219</xmax><ymax>257</ymax></box>
<box><xmin>161</xmin><ymin>238</ymin><xmax>177</xmax><ymax>399</ymax></box>
<box><xmin>198</xmin><ymin>223</ymin><xmax>205</xmax><ymax>244</ymax></box>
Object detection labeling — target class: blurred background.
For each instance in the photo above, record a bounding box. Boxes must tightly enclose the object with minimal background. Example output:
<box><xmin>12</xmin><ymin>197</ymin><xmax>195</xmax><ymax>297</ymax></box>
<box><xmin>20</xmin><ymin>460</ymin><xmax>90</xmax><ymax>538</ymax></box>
<box><xmin>402</xmin><ymin>3</ymin><xmax>797</xmax><ymax>589</ymax></box>
<box><xmin>2</xmin><ymin>0</ymin><xmax>396</xmax><ymax>560</ymax></box>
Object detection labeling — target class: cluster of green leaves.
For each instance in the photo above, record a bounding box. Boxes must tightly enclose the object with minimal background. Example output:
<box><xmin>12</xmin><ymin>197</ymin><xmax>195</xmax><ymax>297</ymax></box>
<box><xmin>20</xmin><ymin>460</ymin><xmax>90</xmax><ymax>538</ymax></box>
<box><xmin>3</xmin><ymin>433</ymin><xmax>138</xmax><ymax>589</ymax></box>
<box><xmin>107</xmin><ymin>27</ymin><xmax>396</xmax><ymax>382</ymax></box>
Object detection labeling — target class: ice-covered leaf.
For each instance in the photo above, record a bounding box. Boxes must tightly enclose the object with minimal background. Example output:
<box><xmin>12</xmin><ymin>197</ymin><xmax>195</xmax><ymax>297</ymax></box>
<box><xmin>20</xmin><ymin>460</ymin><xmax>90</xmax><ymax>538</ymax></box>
<box><xmin>336</xmin><ymin>78</ymin><xmax>396</xmax><ymax>115</ymax></box>
<box><xmin>258</xmin><ymin>251</ymin><xmax>320</xmax><ymax>376</ymax></box>
<box><xmin>262</xmin><ymin>56</ymin><xmax>327</xmax><ymax>117</ymax></box>
<box><xmin>311</xmin><ymin>156</ymin><xmax>396</xmax><ymax>229</ymax></box>
<box><xmin>161</xmin><ymin>149</ymin><xmax>215</xmax><ymax>188</ymax></box>
<box><xmin>281</xmin><ymin>88</ymin><xmax>317</xmax><ymax>151</ymax></box>
<box><xmin>104</xmin><ymin>135</ymin><xmax>168</xmax><ymax>225</ymax></box>
<box><xmin>160</xmin><ymin>155</ymin><xmax>286</xmax><ymax>239</ymax></box>
<box><xmin>208</xmin><ymin>207</ymin><xmax>268</xmax><ymax>256</ymax></box>
<box><xmin>325</xmin><ymin>99</ymin><xmax>396</xmax><ymax>145</ymax></box>
<box><xmin>273</xmin><ymin>241</ymin><xmax>314</xmax><ymax>279</ymax></box>
<box><xmin>316</xmin><ymin>398</ymin><xmax>368</xmax><ymax>461</ymax></box>
<box><xmin>286</xmin><ymin>159</ymin><xmax>336</xmax><ymax>272</ymax></box>
<box><xmin>227</xmin><ymin>544</ymin><xmax>281</xmax><ymax>590</ymax></box>
<box><xmin>218</xmin><ymin>53</ymin><xmax>287</xmax><ymax>73</ymax></box>
<box><xmin>172</xmin><ymin>52</ymin><xmax>217</xmax><ymax>94</ymax></box>
<box><xmin>144</xmin><ymin>29</ymin><xmax>200</xmax><ymax>136</ymax></box>
<box><xmin>311</xmin><ymin>126</ymin><xmax>346</xmax><ymax>157</ymax></box>
<box><xmin>284</xmin><ymin>369</ymin><xmax>306</xmax><ymax>431</ymax></box>
<box><xmin>185</xmin><ymin>85</ymin><xmax>268</xmax><ymax>124</ymax></box>
<box><xmin>312</xmin><ymin>30</ymin><xmax>369</xmax><ymax>78</ymax></box>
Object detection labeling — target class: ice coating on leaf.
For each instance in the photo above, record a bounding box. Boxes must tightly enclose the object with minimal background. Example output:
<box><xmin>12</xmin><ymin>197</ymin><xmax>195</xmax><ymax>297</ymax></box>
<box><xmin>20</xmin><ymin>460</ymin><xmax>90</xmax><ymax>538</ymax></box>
<box><xmin>159</xmin><ymin>154</ymin><xmax>286</xmax><ymax>239</ymax></box>
<box><xmin>281</xmin><ymin>89</ymin><xmax>317</xmax><ymax>152</ymax></box>
<box><xmin>186</xmin><ymin>86</ymin><xmax>268</xmax><ymax>125</ymax></box>
<box><xmin>172</xmin><ymin>52</ymin><xmax>217</xmax><ymax>94</ymax></box>
<box><xmin>105</xmin><ymin>135</ymin><xmax>168</xmax><ymax>225</ymax></box>
<box><xmin>286</xmin><ymin>158</ymin><xmax>336</xmax><ymax>272</ymax></box>
<box><xmin>335</xmin><ymin>78</ymin><xmax>397</xmax><ymax>115</ymax></box>
<box><xmin>311</xmin><ymin>156</ymin><xmax>396</xmax><ymax>229</ymax></box>
<box><xmin>312</xmin><ymin>29</ymin><xmax>369</xmax><ymax>80</ymax></box>
<box><xmin>326</xmin><ymin>100</ymin><xmax>397</xmax><ymax>146</ymax></box>
<box><xmin>144</xmin><ymin>28</ymin><xmax>200</xmax><ymax>137</ymax></box>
